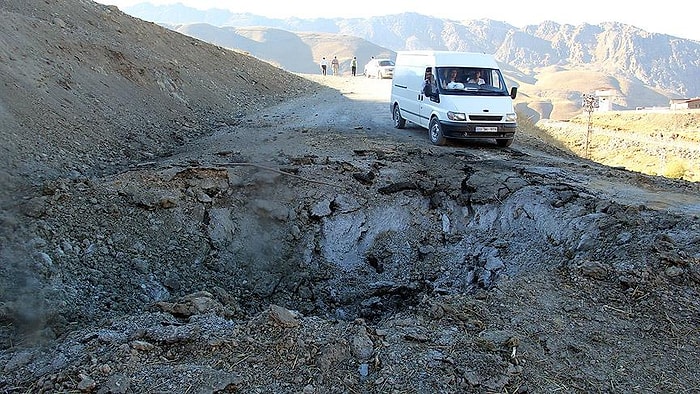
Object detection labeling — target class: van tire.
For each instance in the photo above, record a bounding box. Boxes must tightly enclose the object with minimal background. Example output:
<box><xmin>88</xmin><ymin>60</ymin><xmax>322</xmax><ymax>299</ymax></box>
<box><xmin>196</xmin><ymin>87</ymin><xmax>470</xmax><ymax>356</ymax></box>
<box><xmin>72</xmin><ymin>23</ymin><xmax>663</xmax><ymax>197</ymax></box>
<box><xmin>429</xmin><ymin>117</ymin><xmax>446</xmax><ymax>145</ymax></box>
<box><xmin>392</xmin><ymin>105</ymin><xmax>406</xmax><ymax>129</ymax></box>
<box><xmin>496</xmin><ymin>138</ymin><xmax>513</xmax><ymax>147</ymax></box>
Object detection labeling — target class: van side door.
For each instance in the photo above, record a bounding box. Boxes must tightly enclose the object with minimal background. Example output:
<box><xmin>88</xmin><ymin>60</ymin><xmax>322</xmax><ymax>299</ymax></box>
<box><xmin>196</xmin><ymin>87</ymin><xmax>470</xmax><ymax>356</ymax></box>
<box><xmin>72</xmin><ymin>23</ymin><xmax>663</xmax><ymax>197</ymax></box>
<box><xmin>418</xmin><ymin>67</ymin><xmax>438</xmax><ymax>128</ymax></box>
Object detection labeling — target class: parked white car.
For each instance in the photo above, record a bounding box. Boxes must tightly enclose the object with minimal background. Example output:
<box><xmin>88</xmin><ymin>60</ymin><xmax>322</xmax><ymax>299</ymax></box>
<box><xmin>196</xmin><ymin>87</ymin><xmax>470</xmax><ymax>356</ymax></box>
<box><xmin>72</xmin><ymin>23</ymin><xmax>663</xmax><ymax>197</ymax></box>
<box><xmin>363</xmin><ymin>58</ymin><xmax>395</xmax><ymax>79</ymax></box>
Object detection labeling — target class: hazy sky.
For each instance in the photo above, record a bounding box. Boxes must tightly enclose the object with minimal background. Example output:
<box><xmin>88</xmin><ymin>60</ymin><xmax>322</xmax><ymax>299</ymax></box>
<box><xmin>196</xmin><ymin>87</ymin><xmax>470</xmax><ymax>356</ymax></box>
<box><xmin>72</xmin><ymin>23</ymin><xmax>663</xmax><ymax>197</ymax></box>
<box><xmin>96</xmin><ymin>0</ymin><xmax>700</xmax><ymax>42</ymax></box>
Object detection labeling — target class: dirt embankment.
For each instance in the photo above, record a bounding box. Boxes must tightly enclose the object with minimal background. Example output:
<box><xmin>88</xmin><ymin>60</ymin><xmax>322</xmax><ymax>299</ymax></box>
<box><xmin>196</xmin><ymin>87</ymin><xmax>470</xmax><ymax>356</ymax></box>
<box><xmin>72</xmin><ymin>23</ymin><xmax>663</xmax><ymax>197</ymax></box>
<box><xmin>535</xmin><ymin>110</ymin><xmax>700</xmax><ymax>181</ymax></box>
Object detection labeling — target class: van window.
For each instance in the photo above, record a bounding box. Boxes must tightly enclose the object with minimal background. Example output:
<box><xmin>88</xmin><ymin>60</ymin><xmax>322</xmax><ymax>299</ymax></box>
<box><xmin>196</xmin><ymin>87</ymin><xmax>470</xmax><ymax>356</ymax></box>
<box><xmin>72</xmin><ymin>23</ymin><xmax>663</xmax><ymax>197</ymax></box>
<box><xmin>436</xmin><ymin>67</ymin><xmax>509</xmax><ymax>95</ymax></box>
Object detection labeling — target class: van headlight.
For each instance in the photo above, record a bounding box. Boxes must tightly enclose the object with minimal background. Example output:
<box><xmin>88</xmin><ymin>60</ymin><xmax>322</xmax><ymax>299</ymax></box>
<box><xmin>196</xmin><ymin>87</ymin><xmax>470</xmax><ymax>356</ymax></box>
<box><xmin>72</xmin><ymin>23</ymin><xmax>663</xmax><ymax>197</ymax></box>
<box><xmin>505</xmin><ymin>113</ymin><xmax>517</xmax><ymax>122</ymax></box>
<box><xmin>447</xmin><ymin>111</ymin><xmax>466</xmax><ymax>121</ymax></box>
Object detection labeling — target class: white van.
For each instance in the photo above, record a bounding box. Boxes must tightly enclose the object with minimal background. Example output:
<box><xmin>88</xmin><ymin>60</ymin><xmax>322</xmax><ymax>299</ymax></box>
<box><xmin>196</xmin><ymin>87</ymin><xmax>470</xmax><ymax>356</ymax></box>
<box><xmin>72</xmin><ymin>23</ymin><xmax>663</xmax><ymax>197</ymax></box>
<box><xmin>390</xmin><ymin>51</ymin><xmax>517</xmax><ymax>147</ymax></box>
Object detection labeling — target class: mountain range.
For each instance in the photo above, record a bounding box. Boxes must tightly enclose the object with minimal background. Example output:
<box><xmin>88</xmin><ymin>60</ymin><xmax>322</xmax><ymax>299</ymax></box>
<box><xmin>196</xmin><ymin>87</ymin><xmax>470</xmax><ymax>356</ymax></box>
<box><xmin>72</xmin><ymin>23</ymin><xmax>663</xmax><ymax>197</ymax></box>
<box><xmin>123</xmin><ymin>3</ymin><xmax>700</xmax><ymax>120</ymax></box>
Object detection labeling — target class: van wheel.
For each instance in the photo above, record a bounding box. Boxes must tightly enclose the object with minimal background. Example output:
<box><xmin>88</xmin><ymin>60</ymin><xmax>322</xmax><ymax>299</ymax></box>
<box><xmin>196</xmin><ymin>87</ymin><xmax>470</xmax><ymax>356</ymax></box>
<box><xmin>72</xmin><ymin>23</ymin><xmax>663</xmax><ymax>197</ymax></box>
<box><xmin>429</xmin><ymin>117</ymin><xmax>446</xmax><ymax>145</ymax></box>
<box><xmin>496</xmin><ymin>138</ymin><xmax>513</xmax><ymax>147</ymax></box>
<box><xmin>392</xmin><ymin>105</ymin><xmax>406</xmax><ymax>129</ymax></box>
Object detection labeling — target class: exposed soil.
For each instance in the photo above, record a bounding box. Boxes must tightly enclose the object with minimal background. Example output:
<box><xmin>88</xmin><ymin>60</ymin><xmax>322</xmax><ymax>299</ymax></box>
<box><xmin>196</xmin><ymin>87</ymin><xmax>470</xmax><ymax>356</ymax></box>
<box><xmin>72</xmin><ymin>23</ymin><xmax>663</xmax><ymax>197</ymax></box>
<box><xmin>1</xmin><ymin>1</ymin><xmax>699</xmax><ymax>393</ymax></box>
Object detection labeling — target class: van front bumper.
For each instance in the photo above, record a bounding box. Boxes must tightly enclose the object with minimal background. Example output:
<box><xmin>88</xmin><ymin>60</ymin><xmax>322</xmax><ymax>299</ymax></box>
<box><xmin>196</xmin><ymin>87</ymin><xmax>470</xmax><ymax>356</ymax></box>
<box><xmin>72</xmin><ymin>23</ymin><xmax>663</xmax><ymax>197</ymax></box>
<box><xmin>440</xmin><ymin>121</ymin><xmax>516</xmax><ymax>139</ymax></box>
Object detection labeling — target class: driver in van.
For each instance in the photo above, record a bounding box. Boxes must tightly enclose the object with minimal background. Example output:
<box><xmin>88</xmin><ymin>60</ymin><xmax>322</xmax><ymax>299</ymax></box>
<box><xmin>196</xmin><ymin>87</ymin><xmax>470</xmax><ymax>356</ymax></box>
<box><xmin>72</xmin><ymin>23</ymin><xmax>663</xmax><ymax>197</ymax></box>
<box><xmin>468</xmin><ymin>70</ymin><xmax>485</xmax><ymax>85</ymax></box>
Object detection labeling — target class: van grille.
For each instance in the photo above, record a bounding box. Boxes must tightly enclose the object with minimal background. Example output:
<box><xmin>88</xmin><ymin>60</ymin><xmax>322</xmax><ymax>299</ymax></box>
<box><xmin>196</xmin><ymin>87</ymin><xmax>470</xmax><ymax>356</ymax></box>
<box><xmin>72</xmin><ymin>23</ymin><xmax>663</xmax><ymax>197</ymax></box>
<box><xmin>469</xmin><ymin>115</ymin><xmax>503</xmax><ymax>122</ymax></box>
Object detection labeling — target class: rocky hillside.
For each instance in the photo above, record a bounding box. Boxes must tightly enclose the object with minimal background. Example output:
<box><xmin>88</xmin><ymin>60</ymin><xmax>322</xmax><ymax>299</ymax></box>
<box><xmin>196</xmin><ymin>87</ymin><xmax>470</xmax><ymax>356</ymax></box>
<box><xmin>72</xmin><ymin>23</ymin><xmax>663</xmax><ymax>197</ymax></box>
<box><xmin>0</xmin><ymin>0</ymin><xmax>318</xmax><ymax>202</ymax></box>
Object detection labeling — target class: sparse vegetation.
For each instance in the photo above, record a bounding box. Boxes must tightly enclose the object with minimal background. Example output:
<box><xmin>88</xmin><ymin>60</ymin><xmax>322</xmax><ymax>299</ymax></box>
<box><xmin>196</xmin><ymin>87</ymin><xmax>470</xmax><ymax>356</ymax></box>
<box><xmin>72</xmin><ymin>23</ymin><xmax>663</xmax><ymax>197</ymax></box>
<box><xmin>571</xmin><ymin>110</ymin><xmax>700</xmax><ymax>136</ymax></box>
<box><xmin>663</xmin><ymin>160</ymin><xmax>688</xmax><ymax>179</ymax></box>
<box><xmin>535</xmin><ymin>110</ymin><xmax>700</xmax><ymax>181</ymax></box>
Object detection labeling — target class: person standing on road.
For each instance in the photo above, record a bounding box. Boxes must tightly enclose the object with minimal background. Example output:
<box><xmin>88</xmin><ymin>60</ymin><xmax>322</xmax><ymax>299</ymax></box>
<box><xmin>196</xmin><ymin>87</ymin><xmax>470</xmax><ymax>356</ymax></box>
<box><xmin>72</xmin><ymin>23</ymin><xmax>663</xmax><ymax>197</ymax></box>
<box><xmin>351</xmin><ymin>56</ymin><xmax>358</xmax><ymax>76</ymax></box>
<box><xmin>320</xmin><ymin>57</ymin><xmax>328</xmax><ymax>76</ymax></box>
<box><xmin>331</xmin><ymin>56</ymin><xmax>340</xmax><ymax>76</ymax></box>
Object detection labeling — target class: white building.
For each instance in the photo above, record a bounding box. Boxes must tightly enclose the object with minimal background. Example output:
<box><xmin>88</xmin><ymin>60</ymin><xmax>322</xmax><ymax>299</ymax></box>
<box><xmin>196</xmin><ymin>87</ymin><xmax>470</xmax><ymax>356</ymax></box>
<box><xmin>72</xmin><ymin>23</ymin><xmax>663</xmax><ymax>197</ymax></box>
<box><xmin>594</xmin><ymin>89</ymin><xmax>616</xmax><ymax>112</ymax></box>
<box><xmin>670</xmin><ymin>97</ymin><xmax>700</xmax><ymax>110</ymax></box>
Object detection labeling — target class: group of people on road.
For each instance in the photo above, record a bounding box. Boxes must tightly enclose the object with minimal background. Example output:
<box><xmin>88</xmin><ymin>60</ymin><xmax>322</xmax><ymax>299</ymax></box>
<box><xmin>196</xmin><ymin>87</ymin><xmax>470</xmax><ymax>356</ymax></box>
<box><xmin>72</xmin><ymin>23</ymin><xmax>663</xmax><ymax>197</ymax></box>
<box><xmin>319</xmin><ymin>55</ymin><xmax>359</xmax><ymax>76</ymax></box>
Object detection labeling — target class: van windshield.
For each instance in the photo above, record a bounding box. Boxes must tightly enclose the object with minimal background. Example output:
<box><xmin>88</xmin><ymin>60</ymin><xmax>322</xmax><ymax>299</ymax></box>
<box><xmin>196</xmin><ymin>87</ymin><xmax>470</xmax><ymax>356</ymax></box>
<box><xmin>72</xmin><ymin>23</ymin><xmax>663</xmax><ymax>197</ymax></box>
<box><xmin>436</xmin><ymin>67</ymin><xmax>509</xmax><ymax>95</ymax></box>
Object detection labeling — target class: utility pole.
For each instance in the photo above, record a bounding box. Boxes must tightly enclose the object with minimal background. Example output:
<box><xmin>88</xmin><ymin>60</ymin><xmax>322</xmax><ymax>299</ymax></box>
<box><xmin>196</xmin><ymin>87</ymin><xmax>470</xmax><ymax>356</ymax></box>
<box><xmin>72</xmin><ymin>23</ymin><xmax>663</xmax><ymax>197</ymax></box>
<box><xmin>581</xmin><ymin>93</ymin><xmax>599</xmax><ymax>159</ymax></box>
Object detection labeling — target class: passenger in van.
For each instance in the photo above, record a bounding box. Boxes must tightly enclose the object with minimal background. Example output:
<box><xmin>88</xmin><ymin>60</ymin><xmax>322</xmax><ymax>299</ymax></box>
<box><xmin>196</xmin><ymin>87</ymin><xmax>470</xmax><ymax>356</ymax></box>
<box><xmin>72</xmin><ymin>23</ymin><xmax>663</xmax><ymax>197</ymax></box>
<box><xmin>422</xmin><ymin>68</ymin><xmax>438</xmax><ymax>97</ymax></box>
<box><xmin>468</xmin><ymin>70</ymin><xmax>485</xmax><ymax>85</ymax></box>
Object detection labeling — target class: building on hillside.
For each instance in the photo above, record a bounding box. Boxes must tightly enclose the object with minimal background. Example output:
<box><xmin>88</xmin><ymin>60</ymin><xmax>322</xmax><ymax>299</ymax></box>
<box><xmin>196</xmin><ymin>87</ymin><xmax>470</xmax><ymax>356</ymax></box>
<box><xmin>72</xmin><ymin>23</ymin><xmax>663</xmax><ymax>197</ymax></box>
<box><xmin>593</xmin><ymin>88</ymin><xmax>616</xmax><ymax>112</ymax></box>
<box><xmin>670</xmin><ymin>97</ymin><xmax>700</xmax><ymax>110</ymax></box>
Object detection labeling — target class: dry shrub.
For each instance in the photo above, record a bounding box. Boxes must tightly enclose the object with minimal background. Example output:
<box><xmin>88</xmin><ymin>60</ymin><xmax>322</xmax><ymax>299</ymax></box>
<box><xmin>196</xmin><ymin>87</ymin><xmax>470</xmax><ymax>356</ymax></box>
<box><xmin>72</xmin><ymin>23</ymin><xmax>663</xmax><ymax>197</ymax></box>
<box><xmin>663</xmin><ymin>160</ymin><xmax>687</xmax><ymax>179</ymax></box>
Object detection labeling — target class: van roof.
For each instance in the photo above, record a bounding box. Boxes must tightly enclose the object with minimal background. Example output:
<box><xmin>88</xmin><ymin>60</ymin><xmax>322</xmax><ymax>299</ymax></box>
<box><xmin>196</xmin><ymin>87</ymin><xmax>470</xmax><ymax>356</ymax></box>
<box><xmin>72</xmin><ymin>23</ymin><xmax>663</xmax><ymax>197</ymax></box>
<box><xmin>395</xmin><ymin>50</ymin><xmax>499</xmax><ymax>68</ymax></box>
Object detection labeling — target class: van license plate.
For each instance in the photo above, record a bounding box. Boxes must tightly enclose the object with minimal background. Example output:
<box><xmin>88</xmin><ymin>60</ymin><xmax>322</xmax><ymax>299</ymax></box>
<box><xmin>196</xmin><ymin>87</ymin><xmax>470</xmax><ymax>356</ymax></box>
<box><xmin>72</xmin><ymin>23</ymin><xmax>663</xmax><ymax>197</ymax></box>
<box><xmin>475</xmin><ymin>126</ymin><xmax>498</xmax><ymax>132</ymax></box>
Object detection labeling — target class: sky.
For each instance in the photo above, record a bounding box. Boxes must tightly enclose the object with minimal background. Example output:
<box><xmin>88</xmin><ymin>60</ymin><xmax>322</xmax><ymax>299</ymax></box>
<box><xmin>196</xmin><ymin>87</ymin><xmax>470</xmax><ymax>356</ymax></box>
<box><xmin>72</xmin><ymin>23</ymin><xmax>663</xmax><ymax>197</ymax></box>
<box><xmin>96</xmin><ymin>0</ymin><xmax>700</xmax><ymax>42</ymax></box>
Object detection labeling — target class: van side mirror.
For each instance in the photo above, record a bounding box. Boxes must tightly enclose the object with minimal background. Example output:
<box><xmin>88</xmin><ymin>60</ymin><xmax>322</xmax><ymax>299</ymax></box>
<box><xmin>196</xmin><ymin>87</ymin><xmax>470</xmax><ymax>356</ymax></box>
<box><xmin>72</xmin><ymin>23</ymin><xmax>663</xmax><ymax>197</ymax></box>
<box><xmin>510</xmin><ymin>86</ymin><xmax>518</xmax><ymax>99</ymax></box>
